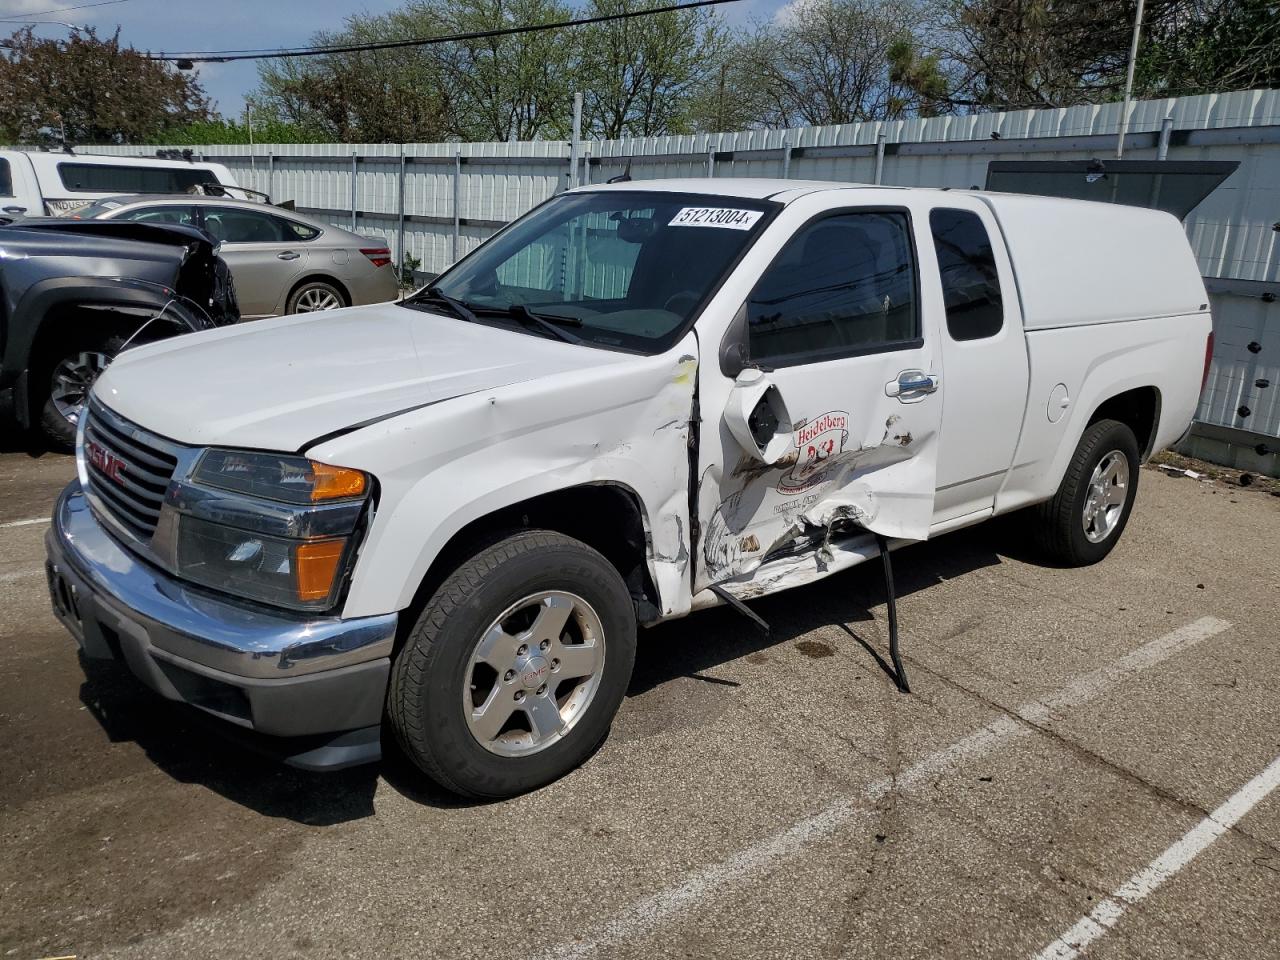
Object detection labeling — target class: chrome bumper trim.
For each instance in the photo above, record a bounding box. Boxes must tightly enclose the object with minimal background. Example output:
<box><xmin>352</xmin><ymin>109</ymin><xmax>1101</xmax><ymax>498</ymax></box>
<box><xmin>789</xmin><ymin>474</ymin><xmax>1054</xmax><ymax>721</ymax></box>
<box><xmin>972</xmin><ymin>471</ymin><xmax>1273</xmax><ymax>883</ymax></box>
<box><xmin>49</xmin><ymin>481</ymin><xmax>397</xmax><ymax>679</ymax></box>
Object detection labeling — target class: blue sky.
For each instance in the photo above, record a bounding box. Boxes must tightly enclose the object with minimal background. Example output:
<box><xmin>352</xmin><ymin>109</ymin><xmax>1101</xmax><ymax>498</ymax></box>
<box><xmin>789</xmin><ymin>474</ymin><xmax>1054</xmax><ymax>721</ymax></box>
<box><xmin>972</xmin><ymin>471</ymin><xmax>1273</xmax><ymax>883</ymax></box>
<box><xmin>1</xmin><ymin>0</ymin><xmax>781</xmax><ymax>116</ymax></box>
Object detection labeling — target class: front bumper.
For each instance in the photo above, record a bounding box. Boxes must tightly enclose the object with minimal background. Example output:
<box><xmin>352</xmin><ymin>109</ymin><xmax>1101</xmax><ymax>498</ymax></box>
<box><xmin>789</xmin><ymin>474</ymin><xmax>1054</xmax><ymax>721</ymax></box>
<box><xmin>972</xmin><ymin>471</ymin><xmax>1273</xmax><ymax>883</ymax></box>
<box><xmin>45</xmin><ymin>481</ymin><xmax>398</xmax><ymax>770</ymax></box>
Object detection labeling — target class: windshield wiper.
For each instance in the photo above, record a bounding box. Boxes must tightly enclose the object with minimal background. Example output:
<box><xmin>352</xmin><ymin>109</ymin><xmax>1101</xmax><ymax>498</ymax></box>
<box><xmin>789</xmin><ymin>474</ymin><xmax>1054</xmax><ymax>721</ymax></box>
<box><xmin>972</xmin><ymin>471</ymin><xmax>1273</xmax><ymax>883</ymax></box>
<box><xmin>502</xmin><ymin>304</ymin><xmax>584</xmax><ymax>345</ymax></box>
<box><xmin>405</xmin><ymin>289</ymin><xmax>584</xmax><ymax>345</ymax></box>
<box><xmin>404</xmin><ymin>285</ymin><xmax>479</xmax><ymax>324</ymax></box>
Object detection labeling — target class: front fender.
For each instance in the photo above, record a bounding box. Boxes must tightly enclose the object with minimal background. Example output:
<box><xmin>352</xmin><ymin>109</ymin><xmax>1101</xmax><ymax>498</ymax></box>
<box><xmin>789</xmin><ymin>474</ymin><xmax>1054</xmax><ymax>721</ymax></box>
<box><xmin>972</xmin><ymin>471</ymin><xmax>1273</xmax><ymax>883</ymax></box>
<box><xmin>310</xmin><ymin>339</ymin><xmax>701</xmax><ymax>621</ymax></box>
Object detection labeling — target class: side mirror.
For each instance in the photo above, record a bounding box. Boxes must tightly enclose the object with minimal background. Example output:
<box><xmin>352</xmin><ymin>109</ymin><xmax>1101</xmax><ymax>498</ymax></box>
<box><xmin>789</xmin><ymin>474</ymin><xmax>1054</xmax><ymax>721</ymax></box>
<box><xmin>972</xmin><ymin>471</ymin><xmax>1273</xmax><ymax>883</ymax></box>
<box><xmin>724</xmin><ymin>368</ymin><xmax>793</xmax><ymax>464</ymax></box>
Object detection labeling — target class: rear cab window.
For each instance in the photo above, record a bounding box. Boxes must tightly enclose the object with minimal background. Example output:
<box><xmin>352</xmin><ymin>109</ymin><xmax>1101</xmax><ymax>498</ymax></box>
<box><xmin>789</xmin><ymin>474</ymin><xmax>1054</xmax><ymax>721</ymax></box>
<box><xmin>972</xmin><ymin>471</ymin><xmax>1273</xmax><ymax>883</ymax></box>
<box><xmin>929</xmin><ymin>208</ymin><xmax>1004</xmax><ymax>341</ymax></box>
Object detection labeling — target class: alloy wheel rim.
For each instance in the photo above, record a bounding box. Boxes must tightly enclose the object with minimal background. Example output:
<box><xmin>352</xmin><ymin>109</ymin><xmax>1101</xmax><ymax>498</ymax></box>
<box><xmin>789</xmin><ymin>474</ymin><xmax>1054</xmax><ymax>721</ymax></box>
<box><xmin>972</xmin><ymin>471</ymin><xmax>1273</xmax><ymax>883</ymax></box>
<box><xmin>50</xmin><ymin>351</ymin><xmax>110</xmax><ymax>425</ymax></box>
<box><xmin>1082</xmin><ymin>450</ymin><xmax>1129</xmax><ymax>543</ymax></box>
<box><xmin>295</xmin><ymin>287</ymin><xmax>341</xmax><ymax>312</ymax></box>
<box><xmin>463</xmin><ymin>591</ymin><xmax>606</xmax><ymax>757</ymax></box>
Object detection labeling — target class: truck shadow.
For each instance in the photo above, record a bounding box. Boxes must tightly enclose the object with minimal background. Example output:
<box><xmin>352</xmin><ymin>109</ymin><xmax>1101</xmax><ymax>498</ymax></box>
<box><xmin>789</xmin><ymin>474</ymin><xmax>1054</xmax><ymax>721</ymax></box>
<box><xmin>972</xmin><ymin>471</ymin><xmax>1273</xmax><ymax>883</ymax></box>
<box><xmin>76</xmin><ymin>517</ymin><xmax>1025</xmax><ymax>820</ymax></box>
<box><xmin>628</xmin><ymin>518</ymin><xmax>1019</xmax><ymax>697</ymax></box>
<box><xmin>77</xmin><ymin>660</ymin><xmax>385</xmax><ymax>823</ymax></box>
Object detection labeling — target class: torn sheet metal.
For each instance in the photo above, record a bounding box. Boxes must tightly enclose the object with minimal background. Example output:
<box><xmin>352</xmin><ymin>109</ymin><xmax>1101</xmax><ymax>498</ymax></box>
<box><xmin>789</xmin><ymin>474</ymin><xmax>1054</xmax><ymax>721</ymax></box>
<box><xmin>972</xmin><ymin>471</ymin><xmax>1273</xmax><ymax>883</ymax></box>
<box><xmin>697</xmin><ymin>405</ymin><xmax>939</xmax><ymax>591</ymax></box>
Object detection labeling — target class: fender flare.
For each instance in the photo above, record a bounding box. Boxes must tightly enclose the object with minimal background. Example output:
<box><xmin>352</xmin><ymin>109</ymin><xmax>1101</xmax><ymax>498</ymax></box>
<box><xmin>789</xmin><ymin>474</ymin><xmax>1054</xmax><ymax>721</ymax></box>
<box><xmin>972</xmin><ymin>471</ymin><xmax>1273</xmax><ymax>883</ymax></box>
<box><xmin>3</xmin><ymin>276</ymin><xmax>206</xmax><ymax>387</ymax></box>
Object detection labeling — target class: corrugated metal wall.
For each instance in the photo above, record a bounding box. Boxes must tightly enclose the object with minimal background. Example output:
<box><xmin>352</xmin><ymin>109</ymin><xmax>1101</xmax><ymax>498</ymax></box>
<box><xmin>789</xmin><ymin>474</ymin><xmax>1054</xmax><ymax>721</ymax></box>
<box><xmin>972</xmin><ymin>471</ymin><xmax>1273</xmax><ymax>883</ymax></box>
<box><xmin>82</xmin><ymin>89</ymin><xmax>1280</xmax><ymax>470</ymax></box>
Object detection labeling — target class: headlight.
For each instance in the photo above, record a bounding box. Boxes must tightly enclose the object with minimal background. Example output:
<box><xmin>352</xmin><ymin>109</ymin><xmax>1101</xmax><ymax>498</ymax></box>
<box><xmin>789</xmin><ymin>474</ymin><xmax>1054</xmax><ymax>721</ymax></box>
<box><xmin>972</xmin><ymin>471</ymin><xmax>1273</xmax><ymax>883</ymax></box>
<box><xmin>175</xmin><ymin>516</ymin><xmax>352</xmax><ymax>610</ymax></box>
<box><xmin>173</xmin><ymin>451</ymin><xmax>371</xmax><ymax>611</ymax></box>
<box><xmin>192</xmin><ymin>449</ymin><xmax>366</xmax><ymax>503</ymax></box>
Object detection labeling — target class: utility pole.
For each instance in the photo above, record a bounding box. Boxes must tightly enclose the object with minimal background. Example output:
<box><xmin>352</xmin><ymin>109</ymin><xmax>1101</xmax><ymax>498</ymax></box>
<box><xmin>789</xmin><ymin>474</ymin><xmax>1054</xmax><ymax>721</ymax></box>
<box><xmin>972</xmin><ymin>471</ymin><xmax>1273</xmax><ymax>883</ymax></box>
<box><xmin>1116</xmin><ymin>0</ymin><xmax>1146</xmax><ymax>159</ymax></box>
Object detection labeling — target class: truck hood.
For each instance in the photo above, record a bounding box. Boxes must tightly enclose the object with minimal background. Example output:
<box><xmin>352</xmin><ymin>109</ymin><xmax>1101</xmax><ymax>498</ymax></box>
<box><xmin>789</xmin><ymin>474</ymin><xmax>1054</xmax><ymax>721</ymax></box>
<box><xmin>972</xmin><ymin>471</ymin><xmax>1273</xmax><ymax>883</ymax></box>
<box><xmin>94</xmin><ymin>301</ymin><xmax>631</xmax><ymax>451</ymax></box>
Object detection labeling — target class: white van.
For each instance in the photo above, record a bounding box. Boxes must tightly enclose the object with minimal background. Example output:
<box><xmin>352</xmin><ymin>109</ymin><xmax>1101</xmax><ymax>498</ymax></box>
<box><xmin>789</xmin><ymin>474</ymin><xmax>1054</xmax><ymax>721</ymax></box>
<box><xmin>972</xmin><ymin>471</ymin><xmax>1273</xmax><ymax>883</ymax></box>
<box><xmin>0</xmin><ymin>149</ymin><xmax>240</xmax><ymax>218</ymax></box>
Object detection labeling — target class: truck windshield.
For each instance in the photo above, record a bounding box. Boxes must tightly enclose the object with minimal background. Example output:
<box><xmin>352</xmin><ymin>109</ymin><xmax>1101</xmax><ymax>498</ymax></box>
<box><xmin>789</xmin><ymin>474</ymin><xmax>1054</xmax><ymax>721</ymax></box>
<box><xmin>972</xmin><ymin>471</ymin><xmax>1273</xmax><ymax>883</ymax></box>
<box><xmin>404</xmin><ymin>190</ymin><xmax>777</xmax><ymax>352</ymax></box>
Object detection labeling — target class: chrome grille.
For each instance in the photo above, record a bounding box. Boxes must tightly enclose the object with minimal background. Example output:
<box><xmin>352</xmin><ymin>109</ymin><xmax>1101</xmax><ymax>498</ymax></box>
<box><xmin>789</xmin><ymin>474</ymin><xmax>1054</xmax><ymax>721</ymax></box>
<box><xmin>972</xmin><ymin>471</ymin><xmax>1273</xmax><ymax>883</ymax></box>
<box><xmin>82</xmin><ymin>400</ymin><xmax>180</xmax><ymax>542</ymax></box>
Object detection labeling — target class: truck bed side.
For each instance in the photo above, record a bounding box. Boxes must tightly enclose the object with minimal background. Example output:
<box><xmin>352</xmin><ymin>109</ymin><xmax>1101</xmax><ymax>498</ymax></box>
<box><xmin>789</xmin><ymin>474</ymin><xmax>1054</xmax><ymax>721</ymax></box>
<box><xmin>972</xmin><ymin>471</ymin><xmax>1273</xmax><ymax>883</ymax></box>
<box><xmin>978</xmin><ymin>194</ymin><xmax>1212</xmax><ymax>513</ymax></box>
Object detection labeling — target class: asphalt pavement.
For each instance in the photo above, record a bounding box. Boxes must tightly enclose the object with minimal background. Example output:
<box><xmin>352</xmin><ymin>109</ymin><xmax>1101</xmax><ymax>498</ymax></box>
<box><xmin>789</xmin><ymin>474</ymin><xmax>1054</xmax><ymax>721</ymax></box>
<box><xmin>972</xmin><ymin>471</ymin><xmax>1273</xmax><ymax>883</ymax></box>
<box><xmin>2</xmin><ymin>442</ymin><xmax>1278</xmax><ymax>960</ymax></box>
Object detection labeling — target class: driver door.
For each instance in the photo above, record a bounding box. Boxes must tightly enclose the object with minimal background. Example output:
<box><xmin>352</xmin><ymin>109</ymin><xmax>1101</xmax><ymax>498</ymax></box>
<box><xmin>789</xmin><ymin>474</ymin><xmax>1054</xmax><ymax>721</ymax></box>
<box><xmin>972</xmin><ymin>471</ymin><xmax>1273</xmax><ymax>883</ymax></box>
<box><xmin>694</xmin><ymin>203</ymin><xmax>945</xmax><ymax>592</ymax></box>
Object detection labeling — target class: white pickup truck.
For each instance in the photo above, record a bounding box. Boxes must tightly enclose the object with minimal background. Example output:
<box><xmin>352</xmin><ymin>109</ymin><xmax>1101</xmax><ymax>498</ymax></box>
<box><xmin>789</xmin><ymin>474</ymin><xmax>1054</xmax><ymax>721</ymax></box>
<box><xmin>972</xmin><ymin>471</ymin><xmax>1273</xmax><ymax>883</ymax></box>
<box><xmin>45</xmin><ymin>179</ymin><xmax>1212</xmax><ymax>798</ymax></box>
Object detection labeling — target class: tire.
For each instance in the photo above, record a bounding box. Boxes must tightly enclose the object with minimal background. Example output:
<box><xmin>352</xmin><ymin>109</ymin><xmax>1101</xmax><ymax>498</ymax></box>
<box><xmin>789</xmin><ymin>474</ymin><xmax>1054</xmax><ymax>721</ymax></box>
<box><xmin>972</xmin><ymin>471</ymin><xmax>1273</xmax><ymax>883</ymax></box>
<box><xmin>286</xmin><ymin>280</ymin><xmax>346</xmax><ymax>314</ymax></box>
<box><xmin>388</xmin><ymin>530</ymin><xmax>637</xmax><ymax>799</ymax></box>
<box><xmin>35</xmin><ymin>334</ymin><xmax>126</xmax><ymax>451</ymax></box>
<box><xmin>1033</xmin><ymin>418</ymin><xmax>1140</xmax><ymax>566</ymax></box>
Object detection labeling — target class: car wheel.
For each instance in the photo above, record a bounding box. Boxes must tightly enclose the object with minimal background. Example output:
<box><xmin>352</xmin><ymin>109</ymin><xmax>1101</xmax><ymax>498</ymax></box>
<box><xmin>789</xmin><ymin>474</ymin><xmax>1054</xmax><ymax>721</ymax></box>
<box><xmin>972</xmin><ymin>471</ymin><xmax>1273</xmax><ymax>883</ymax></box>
<box><xmin>287</xmin><ymin>280</ymin><xmax>346</xmax><ymax>314</ymax></box>
<box><xmin>1033</xmin><ymin>418</ymin><xmax>1140</xmax><ymax>566</ymax></box>
<box><xmin>36</xmin><ymin>335</ymin><xmax>125</xmax><ymax>451</ymax></box>
<box><xmin>388</xmin><ymin>530</ymin><xmax>637</xmax><ymax>799</ymax></box>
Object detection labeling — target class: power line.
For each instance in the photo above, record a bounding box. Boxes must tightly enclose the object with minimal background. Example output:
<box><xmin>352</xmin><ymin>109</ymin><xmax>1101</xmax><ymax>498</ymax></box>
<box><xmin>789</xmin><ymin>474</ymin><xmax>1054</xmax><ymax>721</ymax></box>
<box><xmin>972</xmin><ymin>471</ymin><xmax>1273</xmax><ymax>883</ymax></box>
<box><xmin>4</xmin><ymin>0</ymin><xmax>131</xmax><ymax>18</ymax></box>
<box><xmin>146</xmin><ymin>0</ymin><xmax>740</xmax><ymax>63</ymax></box>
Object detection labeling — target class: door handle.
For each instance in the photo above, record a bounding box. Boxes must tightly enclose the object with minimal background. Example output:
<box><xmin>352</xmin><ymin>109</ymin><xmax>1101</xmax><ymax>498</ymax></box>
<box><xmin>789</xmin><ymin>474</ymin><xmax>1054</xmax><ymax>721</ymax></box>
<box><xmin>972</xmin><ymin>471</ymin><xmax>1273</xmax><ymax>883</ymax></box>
<box><xmin>3</xmin><ymin>205</ymin><xmax>26</xmax><ymax>214</ymax></box>
<box><xmin>885</xmin><ymin>370</ymin><xmax>939</xmax><ymax>402</ymax></box>
<box><xmin>277</xmin><ymin>251</ymin><xmax>300</xmax><ymax>261</ymax></box>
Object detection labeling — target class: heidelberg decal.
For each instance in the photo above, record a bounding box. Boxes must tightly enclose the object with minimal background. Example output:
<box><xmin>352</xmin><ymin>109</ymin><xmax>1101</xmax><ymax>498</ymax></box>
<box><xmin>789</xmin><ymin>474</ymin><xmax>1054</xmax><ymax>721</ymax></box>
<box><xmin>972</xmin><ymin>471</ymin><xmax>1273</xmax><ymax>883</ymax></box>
<box><xmin>778</xmin><ymin>411</ymin><xmax>849</xmax><ymax>493</ymax></box>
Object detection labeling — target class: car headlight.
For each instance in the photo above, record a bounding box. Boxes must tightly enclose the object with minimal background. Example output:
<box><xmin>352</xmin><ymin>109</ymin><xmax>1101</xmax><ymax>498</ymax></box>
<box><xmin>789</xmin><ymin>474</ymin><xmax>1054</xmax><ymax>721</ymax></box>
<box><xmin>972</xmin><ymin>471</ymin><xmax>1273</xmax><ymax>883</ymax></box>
<box><xmin>172</xmin><ymin>451</ymin><xmax>371</xmax><ymax>612</ymax></box>
<box><xmin>192</xmin><ymin>449</ymin><xmax>367</xmax><ymax>503</ymax></box>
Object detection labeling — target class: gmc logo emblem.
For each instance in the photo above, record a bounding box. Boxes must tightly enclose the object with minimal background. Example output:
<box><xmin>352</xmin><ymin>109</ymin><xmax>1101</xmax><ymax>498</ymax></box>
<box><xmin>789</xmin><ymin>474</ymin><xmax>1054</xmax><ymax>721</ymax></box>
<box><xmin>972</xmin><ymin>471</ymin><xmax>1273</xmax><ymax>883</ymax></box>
<box><xmin>85</xmin><ymin>439</ymin><xmax>127</xmax><ymax>484</ymax></box>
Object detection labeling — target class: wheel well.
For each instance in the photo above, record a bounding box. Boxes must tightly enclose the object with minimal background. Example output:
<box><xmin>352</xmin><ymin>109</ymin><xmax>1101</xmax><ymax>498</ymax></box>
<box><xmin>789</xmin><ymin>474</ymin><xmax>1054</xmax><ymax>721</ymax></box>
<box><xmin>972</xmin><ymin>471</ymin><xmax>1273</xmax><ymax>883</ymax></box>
<box><xmin>403</xmin><ymin>484</ymin><xmax>661</xmax><ymax>640</ymax></box>
<box><xmin>27</xmin><ymin>302</ymin><xmax>175</xmax><ymax>382</ymax></box>
<box><xmin>1088</xmin><ymin>386</ymin><xmax>1161</xmax><ymax>459</ymax></box>
<box><xmin>287</xmin><ymin>274</ymin><xmax>350</xmax><ymax>310</ymax></box>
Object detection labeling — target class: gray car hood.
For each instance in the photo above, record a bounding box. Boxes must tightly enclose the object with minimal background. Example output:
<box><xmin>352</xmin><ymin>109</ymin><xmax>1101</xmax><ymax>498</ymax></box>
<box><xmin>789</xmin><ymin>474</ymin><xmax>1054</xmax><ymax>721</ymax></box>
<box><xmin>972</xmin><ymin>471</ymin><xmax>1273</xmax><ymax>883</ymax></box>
<box><xmin>93</xmin><ymin>302</ymin><xmax>631</xmax><ymax>452</ymax></box>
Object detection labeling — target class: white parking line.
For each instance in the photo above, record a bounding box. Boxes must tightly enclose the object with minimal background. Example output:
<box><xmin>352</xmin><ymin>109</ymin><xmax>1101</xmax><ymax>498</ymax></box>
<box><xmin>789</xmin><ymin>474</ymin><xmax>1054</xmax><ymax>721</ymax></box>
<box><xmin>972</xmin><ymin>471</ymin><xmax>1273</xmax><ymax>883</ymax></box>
<box><xmin>538</xmin><ymin>616</ymin><xmax>1232</xmax><ymax>960</ymax></box>
<box><xmin>0</xmin><ymin>565</ymin><xmax>44</xmax><ymax>584</ymax></box>
<box><xmin>1032</xmin><ymin>751</ymin><xmax>1280</xmax><ymax>960</ymax></box>
<box><xmin>0</xmin><ymin>517</ymin><xmax>49</xmax><ymax>529</ymax></box>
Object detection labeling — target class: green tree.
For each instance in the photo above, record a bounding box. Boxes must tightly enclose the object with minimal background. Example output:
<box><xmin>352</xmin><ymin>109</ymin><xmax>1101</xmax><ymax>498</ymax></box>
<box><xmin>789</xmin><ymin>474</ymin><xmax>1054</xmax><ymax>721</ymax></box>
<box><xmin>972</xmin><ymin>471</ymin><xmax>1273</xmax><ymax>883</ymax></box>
<box><xmin>431</xmin><ymin>0</ymin><xmax>578</xmax><ymax>141</ymax></box>
<box><xmin>576</xmin><ymin>0</ymin><xmax>731</xmax><ymax>138</ymax></box>
<box><xmin>728</xmin><ymin>0</ymin><xmax>946</xmax><ymax>127</ymax></box>
<box><xmin>0</xmin><ymin>26</ymin><xmax>213</xmax><ymax>145</ymax></box>
<box><xmin>1135</xmin><ymin>0</ymin><xmax>1280</xmax><ymax>97</ymax></box>
<box><xmin>255</xmin><ymin>6</ymin><xmax>456</xmax><ymax>143</ymax></box>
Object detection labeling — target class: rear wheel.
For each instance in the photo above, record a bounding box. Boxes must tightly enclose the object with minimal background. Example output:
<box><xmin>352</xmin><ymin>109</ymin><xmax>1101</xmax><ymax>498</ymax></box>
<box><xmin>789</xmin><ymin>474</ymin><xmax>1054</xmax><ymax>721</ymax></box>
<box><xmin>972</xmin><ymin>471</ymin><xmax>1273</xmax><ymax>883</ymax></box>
<box><xmin>388</xmin><ymin>530</ymin><xmax>636</xmax><ymax>798</ymax></box>
<box><xmin>1033</xmin><ymin>418</ymin><xmax>1140</xmax><ymax>565</ymax></box>
<box><xmin>287</xmin><ymin>280</ymin><xmax>345</xmax><ymax>314</ymax></box>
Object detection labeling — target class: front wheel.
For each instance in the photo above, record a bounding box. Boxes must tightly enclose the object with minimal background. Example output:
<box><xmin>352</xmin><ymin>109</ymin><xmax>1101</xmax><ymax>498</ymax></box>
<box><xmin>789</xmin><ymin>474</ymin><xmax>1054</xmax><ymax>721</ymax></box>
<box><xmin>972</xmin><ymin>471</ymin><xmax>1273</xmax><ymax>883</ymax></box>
<box><xmin>1033</xmin><ymin>418</ymin><xmax>1140</xmax><ymax>566</ymax></box>
<box><xmin>36</xmin><ymin>335</ymin><xmax>125</xmax><ymax>451</ymax></box>
<box><xmin>388</xmin><ymin>530</ymin><xmax>637</xmax><ymax>798</ymax></box>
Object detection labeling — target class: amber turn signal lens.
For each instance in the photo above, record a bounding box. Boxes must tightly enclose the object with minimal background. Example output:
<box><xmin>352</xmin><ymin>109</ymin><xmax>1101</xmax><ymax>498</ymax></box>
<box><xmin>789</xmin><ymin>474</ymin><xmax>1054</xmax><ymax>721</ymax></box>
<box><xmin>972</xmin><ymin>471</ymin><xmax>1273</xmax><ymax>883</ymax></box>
<box><xmin>295</xmin><ymin>540</ymin><xmax>346</xmax><ymax>602</ymax></box>
<box><xmin>310</xmin><ymin>462</ymin><xmax>367</xmax><ymax>501</ymax></box>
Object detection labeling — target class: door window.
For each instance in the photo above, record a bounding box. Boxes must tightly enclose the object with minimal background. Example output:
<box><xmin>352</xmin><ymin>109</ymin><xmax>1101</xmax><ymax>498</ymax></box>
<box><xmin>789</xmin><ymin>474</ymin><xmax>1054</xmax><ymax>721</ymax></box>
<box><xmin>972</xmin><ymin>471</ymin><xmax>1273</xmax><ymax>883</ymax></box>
<box><xmin>747</xmin><ymin>211</ymin><xmax>918</xmax><ymax>366</ymax></box>
<box><xmin>0</xmin><ymin>159</ymin><xmax>12</xmax><ymax>197</ymax></box>
<box><xmin>929</xmin><ymin>208</ymin><xmax>1004</xmax><ymax>341</ymax></box>
<box><xmin>117</xmin><ymin>205</ymin><xmax>198</xmax><ymax>227</ymax></box>
<box><xmin>202</xmin><ymin>207</ymin><xmax>290</xmax><ymax>244</ymax></box>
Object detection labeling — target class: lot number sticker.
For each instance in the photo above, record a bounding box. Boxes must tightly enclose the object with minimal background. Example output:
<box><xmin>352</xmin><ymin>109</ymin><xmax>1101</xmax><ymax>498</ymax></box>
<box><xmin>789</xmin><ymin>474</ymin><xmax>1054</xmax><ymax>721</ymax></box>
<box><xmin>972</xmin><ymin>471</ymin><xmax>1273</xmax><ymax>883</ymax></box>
<box><xmin>668</xmin><ymin>207</ymin><xmax>762</xmax><ymax>230</ymax></box>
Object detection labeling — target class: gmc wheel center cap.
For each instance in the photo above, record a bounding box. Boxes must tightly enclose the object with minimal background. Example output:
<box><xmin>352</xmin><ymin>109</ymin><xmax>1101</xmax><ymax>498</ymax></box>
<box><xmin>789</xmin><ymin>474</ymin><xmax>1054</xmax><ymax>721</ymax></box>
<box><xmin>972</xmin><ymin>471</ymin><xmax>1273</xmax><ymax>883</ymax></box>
<box><xmin>519</xmin><ymin>656</ymin><xmax>550</xmax><ymax>689</ymax></box>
